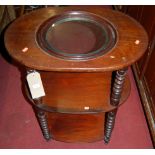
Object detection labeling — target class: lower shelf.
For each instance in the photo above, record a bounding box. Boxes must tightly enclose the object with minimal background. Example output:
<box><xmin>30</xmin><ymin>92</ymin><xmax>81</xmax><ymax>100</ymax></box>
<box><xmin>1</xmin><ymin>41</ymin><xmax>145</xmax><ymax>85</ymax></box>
<box><xmin>47</xmin><ymin>112</ymin><xmax>105</xmax><ymax>143</ymax></box>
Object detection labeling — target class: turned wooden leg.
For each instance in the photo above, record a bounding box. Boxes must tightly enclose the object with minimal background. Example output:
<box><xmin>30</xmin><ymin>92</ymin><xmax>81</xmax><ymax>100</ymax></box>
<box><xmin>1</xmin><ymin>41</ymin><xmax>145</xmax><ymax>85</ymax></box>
<box><xmin>104</xmin><ymin>109</ymin><xmax>117</xmax><ymax>144</ymax></box>
<box><xmin>26</xmin><ymin>70</ymin><xmax>51</xmax><ymax>141</ymax></box>
<box><xmin>110</xmin><ymin>68</ymin><xmax>128</xmax><ymax>106</ymax></box>
<box><xmin>104</xmin><ymin>68</ymin><xmax>128</xmax><ymax>144</ymax></box>
<box><xmin>36</xmin><ymin>108</ymin><xmax>51</xmax><ymax>141</ymax></box>
<box><xmin>34</xmin><ymin>99</ymin><xmax>51</xmax><ymax>141</ymax></box>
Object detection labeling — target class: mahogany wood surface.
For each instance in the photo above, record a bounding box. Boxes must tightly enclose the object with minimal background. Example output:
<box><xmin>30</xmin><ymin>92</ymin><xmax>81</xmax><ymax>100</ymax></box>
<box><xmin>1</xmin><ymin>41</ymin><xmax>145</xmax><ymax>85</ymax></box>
<box><xmin>25</xmin><ymin>71</ymin><xmax>130</xmax><ymax>114</ymax></box>
<box><xmin>24</xmin><ymin>69</ymin><xmax>130</xmax><ymax>142</ymax></box>
<box><xmin>40</xmin><ymin>71</ymin><xmax>130</xmax><ymax>113</ymax></box>
<box><xmin>47</xmin><ymin>112</ymin><xmax>105</xmax><ymax>143</ymax></box>
<box><xmin>5</xmin><ymin>7</ymin><xmax>148</xmax><ymax>72</ymax></box>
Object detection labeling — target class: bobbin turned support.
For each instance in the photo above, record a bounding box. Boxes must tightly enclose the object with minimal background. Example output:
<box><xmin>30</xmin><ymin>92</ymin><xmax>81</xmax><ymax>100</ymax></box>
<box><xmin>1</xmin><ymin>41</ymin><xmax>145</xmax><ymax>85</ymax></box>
<box><xmin>104</xmin><ymin>68</ymin><xmax>128</xmax><ymax>144</ymax></box>
<box><xmin>34</xmin><ymin>98</ymin><xmax>51</xmax><ymax>141</ymax></box>
<box><xmin>26</xmin><ymin>69</ymin><xmax>51</xmax><ymax>141</ymax></box>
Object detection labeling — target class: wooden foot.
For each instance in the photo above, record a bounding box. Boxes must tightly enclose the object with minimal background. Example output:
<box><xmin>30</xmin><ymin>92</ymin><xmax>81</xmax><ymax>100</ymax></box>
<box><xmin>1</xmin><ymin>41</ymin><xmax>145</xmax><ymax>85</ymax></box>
<box><xmin>104</xmin><ymin>68</ymin><xmax>128</xmax><ymax>143</ymax></box>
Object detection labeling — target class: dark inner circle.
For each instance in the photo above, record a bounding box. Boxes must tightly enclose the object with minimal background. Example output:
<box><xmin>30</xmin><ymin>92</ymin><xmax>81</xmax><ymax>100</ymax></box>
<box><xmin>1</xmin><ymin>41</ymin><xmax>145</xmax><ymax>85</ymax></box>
<box><xmin>46</xmin><ymin>19</ymin><xmax>108</xmax><ymax>55</ymax></box>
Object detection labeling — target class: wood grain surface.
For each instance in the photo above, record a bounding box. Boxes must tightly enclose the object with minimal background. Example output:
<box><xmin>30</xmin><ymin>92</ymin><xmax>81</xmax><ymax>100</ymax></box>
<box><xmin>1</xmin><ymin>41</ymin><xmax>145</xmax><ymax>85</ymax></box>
<box><xmin>47</xmin><ymin>112</ymin><xmax>105</xmax><ymax>143</ymax></box>
<box><xmin>40</xmin><ymin>71</ymin><xmax>130</xmax><ymax>113</ymax></box>
<box><xmin>5</xmin><ymin>7</ymin><xmax>148</xmax><ymax>72</ymax></box>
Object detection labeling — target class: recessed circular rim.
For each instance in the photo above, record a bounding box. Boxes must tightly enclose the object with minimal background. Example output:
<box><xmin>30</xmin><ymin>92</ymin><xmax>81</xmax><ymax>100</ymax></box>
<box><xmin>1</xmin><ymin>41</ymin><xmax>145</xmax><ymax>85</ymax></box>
<box><xmin>36</xmin><ymin>11</ymin><xmax>117</xmax><ymax>60</ymax></box>
<box><xmin>5</xmin><ymin>7</ymin><xmax>148</xmax><ymax>72</ymax></box>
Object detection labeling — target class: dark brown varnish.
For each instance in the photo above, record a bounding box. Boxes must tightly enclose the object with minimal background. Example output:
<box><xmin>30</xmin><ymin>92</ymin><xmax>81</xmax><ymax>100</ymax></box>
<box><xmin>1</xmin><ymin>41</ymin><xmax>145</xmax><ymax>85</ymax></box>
<box><xmin>47</xmin><ymin>112</ymin><xmax>105</xmax><ymax>143</ymax></box>
<box><xmin>41</xmin><ymin>72</ymin><xmax>130</xmax><ymax>113</ymax></box>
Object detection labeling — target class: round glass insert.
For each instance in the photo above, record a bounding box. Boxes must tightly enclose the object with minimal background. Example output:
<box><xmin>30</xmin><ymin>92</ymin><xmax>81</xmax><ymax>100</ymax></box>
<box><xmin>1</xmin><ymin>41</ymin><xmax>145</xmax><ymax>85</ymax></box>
<box><xmin>37</xmin><ymin>11</ymin><xmax>117</xmax><ymax>60</ymax></box>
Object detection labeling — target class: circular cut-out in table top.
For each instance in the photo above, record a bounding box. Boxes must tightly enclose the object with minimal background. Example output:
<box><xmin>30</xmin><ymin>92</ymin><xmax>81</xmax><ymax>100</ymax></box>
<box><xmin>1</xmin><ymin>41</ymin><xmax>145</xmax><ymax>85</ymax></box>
<box><xmin>37</xmin><ymin>11</ymin><xmax>117</xmax><ymax>60</ymax></box>
<box><xmin>5</xmin><ymin>7</ymin><xmax>148</xmax><ymax>72</ymax></box>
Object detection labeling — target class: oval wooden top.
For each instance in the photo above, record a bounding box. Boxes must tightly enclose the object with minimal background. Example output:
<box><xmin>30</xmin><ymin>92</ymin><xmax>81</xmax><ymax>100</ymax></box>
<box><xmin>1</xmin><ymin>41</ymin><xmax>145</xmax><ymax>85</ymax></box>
<box><xmin>5</xmin><ymin>7</ymin><xmax>148</xmax><ymax>72</ymax></box>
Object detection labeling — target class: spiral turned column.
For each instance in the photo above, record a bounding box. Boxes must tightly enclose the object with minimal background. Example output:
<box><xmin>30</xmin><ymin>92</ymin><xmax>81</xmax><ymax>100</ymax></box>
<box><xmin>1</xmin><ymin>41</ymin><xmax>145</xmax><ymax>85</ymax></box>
<box><xmin>34</xmin><ymin>98</ymin><xmax>51</xmax><ymax>141</ymax></box>
<box><xmin>26</xmin><ymin>70</ymin><xmax>51</xmax><ymax>141</ymax></box>
<box><xmin>104</xmin><ymin>110</ymin><xmax>117</xmax><ymax>144</ymax></box>
<box><xmin>104</xmin><ymin>68</ymin><xmax>128</xmax><ymax>144</ymax></box>
<box><xmin>36</xmin><ymin>108</ymin><xmax>51</xmax><ymax>141</ymax></box>
<box><xmin>110</xmin><ymin>68</ymin><xmax>128</xmax><ymax>106</ymax></box>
